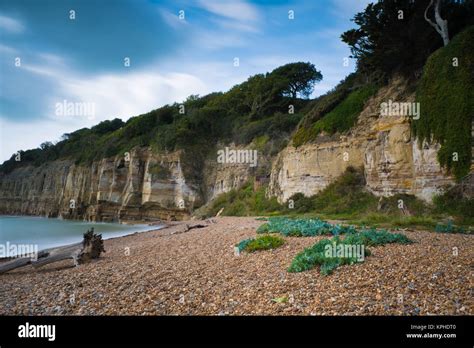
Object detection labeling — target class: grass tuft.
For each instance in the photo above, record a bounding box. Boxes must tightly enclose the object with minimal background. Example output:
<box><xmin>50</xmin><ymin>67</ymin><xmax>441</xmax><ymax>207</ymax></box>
<box><xmin>236</xmin><ymin>235</ymin><xmax>285</xmax><ymax>253</ymax></box>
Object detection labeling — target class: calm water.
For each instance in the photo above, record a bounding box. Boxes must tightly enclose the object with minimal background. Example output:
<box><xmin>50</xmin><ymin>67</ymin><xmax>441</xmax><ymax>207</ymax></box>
<box><xmin>0</xmin><ymin>216</ymin><xmax>161</xmax><ymax>253</ymax></box>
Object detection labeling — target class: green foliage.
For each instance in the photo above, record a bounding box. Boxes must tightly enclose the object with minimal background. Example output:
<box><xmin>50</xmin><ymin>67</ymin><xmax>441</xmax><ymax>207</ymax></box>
<box><xmin>343</xmin><ymin>229</ymin><xmax>413</xmax><ymax>246</ymax></box>
<box><xmin>1</xmin><ymin>63</ymin><xmax>317</xmax><ymax>175</ymax></box>
<box><xmin>435</xmin><ymin>221</ymin><xmax>469</xmax><ymax>234</ymax></box>
<box><xmin>237</xmin><ymin>235</ymin><xmax>285</xmax><ymax>253</ymax></box>
<box><xmin>272</xmin><ymin>296</ymin><xmax>289</xmax><ymax>303</ymax></box>
<box><xmin>91</xmin><ymin>118</ymin><xmax>125</xmax><ymax>135</ymax></box>
<box><xmin>341</xmin><ymin>0</ymin><xmax>474</xmax><ymax>77</ymax></box>
<box><xmin>209</xmin><ymin>166</ymin><xmax>470</xmax><ymax>231</ymax></box>
<box><xmin>284</xmin><ymin>166</ymin><xmax>378</xmax><ymax>216</ymax></box>
<box><xmin>256</xmin><ymin>223</ymin><xmax>270</xmax><ymax>233</ymax></box>
<box><xmin>413</xmin><ymin>26</ymin><xmax>474</xmax><ymax>180</ymax></box>
<box><xmin>432</xmin><ymin>189</ymin><xmax>474</xmax><ymax>225</ymax></box>
<box><xmin>292</xmin><ymin>73</ymin><xmax>359</xmax><ymax>147</ymax></box>
<box><xmin>377</xmin><ymin>194</ymin><xmax>430</xmax><ymax>216</ymax></box>
<box><xmin>235</xmin><ymin>238</ymin><xmax>254</xmax><ymax>252</ymax></box>
<box><xmin>234</xmin><ymin>112</ymin><xmax>303</xmax><ymax>146</ymax></box>
<box><xmin>205</xmin><ymin>182</ymin><xmax>282</xmax><ymax>217</ymax></box>
<box><xmin>252</xmin><ymin>135</ymin><xmax>270</xmax><ymax>152</ymax></box>
<box><xmin>348</xmin><ymin>214</ymin><xmax>438</xmax><ymax>230</ymax></box>
<box><xmin>288</xmin><ymin>228</ymin><xmax>412</xmax><ymax>274</ymax></box>
<box><xmin>270</xmin><ymin>62</ymin><xmax>322</xmax><ymax>99</ymax></box>
<box><xmin>257</xmin><ymin>217</ymin><xmax>357</xmax><ymax>237</ymax></box>
<box><xmin>308</xmin><ymin>85</ymin><xmax>377</xmax><ymax>136</ymax></box>
<box><xmin>288</xmin><ymin>237</ymin><xmax>366</xmax><ymax>274</ymax></box>
<box><xmin>148</xmin><ymin>163</ymin><xmax>171</xmax><ymax>180</ymax></box>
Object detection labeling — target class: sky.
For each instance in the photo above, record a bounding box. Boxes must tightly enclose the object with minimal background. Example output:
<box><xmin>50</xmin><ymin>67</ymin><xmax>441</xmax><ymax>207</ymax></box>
<box><xmin>0</xmin><ymin>0</ymin><xmax>373</xmax><ymax>163</ymax></box>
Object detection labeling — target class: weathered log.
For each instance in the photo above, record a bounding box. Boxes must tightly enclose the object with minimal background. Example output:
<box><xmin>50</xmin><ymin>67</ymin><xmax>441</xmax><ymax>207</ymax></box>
<box><xmin>0</xmin><ymin>257</ymin><xmax>32</xmax><ymax>274</ymax></box>
<box><xmin>170</xmin><ymin>222</ymin><xmax>208</xmax><ymax>235</ymax></box>
<box><xmin>0</xmin><ymin>228</ymin><xmax>105</xmax><ymax>274</ymax></box>
<box><xmin>32</xmin><ymin>243</ymin><xmax>83</xmax><ymax>268</ymax></box>
<box><xmin>32</xmin><ymin>249</ymin><xmax>82</xmax><ymax>268</ymax></box>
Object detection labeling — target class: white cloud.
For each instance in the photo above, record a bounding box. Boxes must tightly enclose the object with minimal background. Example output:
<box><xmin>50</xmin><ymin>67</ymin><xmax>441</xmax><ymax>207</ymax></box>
<box><xmin>11</xmin><ymin>50</ymin><xmax>250</xmax><ymax>124</ymax></box>
<box><xmin>197</xmin><ymin>0</ymin><xmax>260</xmax><ymax>32</ymax></box>
<box><xmin>0</xmin><ymin>43</ymin><xmax>17</xmax><ymax>54</ymax></box>
<box><xmin>0</xmin><ymin>59</ymin><xmax>215</xmax><ymax>162</ymax></box>
<box><xmin>159</xmin><ymin>9</ymin><xmax>188</xmax><ymax>29</ymax></box>
<box><xmin>197</xmin><ymin>0</ymin><xmax>259</xmax><ymax>22</ymax></box>
<box><xmin>57</xmin><ymin>70</ymin><xmax>207</xmax><ymax>121</ymax></box>
<box><xmin>0</xmin><ymin>15</ymin><xmax>24</xmax><ymax>33</ymax></box>
<box><xmin>0</xmin><ymin>118</ymin><xmax>76</xmax><ymax>162</ymax></box>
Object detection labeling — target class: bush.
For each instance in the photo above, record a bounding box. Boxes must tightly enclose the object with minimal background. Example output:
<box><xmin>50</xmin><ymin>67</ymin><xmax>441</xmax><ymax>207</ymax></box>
<box><xmin>257</xmin><ymin>217</ymin><xmax>357</xmax><ymax>237</ymax></box>
<box><xmin>288</xmin><ymin>237</ymin><xmax>367</xmax><ymax>275</ymax></box>
<box><xmin>236</xmin><ymin>235</ymin><xmax>285</xmax><ymax>253</ymax></box>
<box><xmin>283</xmin><ymin>166</ymin><xmax>378</xmax><ymax>217</ymax></box>
<box><xmin>309</xmin><ymin>85</ymin><xmax>378</xmax><ymax>136</ymax></box>
<box><xmin>288</xmin><ymin>229</ymin><xmax>412</xmax><ymax>274</ymax></box>
<box><xmin>292</xmin><ymin>73</ymin><xmax>359</xmax><ymax>147</ymax></box>
<box><xmin>433</xmin><ymin>190</ymin><xmax>474</xmax><ymax>224</ymax></box>
<box><xmin>343</xmin><ymin>229</ymin><xmax>413</xmax><ymax>246</ymax></box>
<box><xmin>205</xmin><ymin>181</ymin><xmax>282</xmax><ymax>217</ymax></box>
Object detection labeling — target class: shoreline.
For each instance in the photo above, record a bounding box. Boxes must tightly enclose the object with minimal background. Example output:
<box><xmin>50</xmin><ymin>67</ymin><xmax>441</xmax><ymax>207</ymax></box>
<box><xmin>0</xmin><ymin>216</ymin><xmax>472</xmax><ymax>315</ymax></box>
<box><xmin>0</xmin><ymin>213</ymin><xmax>169</xmax><ymax>225</ymax></box>
<box><xmin>0</xmin><ymin>215</ymin><xmax>171</xmax><ymax>261</ymax></box>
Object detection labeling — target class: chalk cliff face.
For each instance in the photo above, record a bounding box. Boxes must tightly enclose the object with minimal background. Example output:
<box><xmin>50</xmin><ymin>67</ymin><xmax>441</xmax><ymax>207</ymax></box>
<box><xmin>268</xmin><ymin>78</ymin><xmax>453</xmax><ymax>203</ymax></box>
<box><xmin>0</xmin><ymin>148</ymin><xmax>200</xmax><ymax>221</ymax></box>
<box><xmin>0</xmin><ymin>78</ymin><xmax>455</xmax><ymax>221</ymax></box>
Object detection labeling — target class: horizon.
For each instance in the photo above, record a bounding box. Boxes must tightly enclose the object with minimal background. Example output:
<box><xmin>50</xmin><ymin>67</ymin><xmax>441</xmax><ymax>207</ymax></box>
<box><xmin>0</xmin><ymin>0</ymin><xmax>372</xmax><ymax>163</ymax></box>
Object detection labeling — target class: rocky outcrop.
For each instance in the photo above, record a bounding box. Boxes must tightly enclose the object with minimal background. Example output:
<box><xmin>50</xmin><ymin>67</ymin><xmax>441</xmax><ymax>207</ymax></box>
<box><xmin>0</xmin><ymin>148</ymin><xmax>200</xmax><ymax>222</ymax></box>
<box><xmin>268</xmin><ymin>77</ymin><xmax>454</xmax><ymax>203</ymax></box>
<box><xmin>201</xmin><ymin>143</ymin><xmax>271</xmax><ymax>201</ymax></box>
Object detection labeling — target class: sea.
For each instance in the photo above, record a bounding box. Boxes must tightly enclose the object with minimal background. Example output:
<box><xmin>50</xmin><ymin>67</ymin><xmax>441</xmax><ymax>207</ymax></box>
<box><xmin>0</xmin><ymin>215</ymin><xmax>160</xmax><ymax>256</ymax></box>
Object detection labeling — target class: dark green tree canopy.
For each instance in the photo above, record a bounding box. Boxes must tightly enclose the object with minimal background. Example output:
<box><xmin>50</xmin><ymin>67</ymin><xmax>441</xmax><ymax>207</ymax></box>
<box><xmin>270</xmin><ymin>62</ymin><xmax>323</xmax><ymax>99</ymax></box>
<box><xmin>341</xmin><ymin>0</ymin><xmax>474</xmax><ymax>78</ymax></box>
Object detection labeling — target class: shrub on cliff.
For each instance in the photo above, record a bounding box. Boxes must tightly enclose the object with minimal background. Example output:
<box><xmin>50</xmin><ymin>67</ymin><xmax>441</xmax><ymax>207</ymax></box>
<box><xmin>284</xmin><ymin>166</ymin><xmax>378</xmax><ymax>217</ymax></box>
<box><xmin>307</xmin><ymin>84</ymin><xmax>378</xmax><ymax>136</ymax></box>
<box><xmin>205</xmin><ymin>181</ymin><xmax>282</xmax><ymax>217</ymax></box>
<box><xmin>412</xmin><ymin>26</ymin><xmax>474</xmax><ymax>180</ymax></box>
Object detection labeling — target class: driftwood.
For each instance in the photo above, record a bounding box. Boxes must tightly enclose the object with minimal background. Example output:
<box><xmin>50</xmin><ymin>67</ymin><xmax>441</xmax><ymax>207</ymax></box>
<box><xmin>170</xmin><ymin>222</ymin><xmax>208</xmax><ymax>235</ymax></box>
<box><xmin>0</xmin><ymin>228</ymin><xmax>105</xmax><ymax>274</ymax></box>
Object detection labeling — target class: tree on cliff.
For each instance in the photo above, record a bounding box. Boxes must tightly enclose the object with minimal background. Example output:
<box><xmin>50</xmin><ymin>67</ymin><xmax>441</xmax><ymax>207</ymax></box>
<box><xmin>270</xmin><ymin>62</ymin><xmax>322</xmax><ymax>99</ymax></box>
<box><xmin>341</xmin><ymin>0</ymin><xmax>473</xmax><ymax>78</ymax></box>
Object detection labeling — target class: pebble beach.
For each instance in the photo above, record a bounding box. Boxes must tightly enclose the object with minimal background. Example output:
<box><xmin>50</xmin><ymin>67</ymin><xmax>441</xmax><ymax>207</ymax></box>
<box><xmin>0</xmin><ymin>217</ymin><xmax>472</xmax><ymax>315</ymax></box>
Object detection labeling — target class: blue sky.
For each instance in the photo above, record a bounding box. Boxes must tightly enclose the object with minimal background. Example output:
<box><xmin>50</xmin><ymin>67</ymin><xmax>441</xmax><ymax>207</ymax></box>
<box><xmin>0</xmin><ymin>0</ymin><xmax>372</xmax><ymax>162</ymax></box>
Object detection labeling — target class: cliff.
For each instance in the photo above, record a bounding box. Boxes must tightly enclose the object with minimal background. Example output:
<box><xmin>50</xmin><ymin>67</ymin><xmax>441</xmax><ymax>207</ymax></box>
<box><xmin>0</xmin><ymin>148</ymin><xmax>199</xmax><ymax>221</ymax></box>
<box><xmin>0</xmin><ymin>78</ymin><xmax>457</xmax><ymax>221</ymax></box>
<box><xmin>268</xmin><ymin>77</ymin><xmax>453</xmax><ymax>203</ymax></box>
